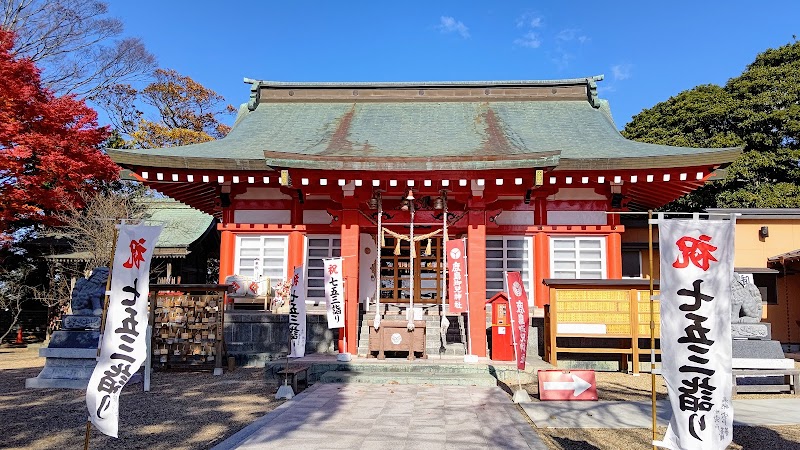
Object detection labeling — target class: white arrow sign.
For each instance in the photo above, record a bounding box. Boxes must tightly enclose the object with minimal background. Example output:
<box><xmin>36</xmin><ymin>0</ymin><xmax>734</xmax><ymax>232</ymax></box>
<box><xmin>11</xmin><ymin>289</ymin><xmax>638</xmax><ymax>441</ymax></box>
<box><xmin>542</xmin><ymin>374</ymin><xmax>592</xmax><ymax>396</ymax></box>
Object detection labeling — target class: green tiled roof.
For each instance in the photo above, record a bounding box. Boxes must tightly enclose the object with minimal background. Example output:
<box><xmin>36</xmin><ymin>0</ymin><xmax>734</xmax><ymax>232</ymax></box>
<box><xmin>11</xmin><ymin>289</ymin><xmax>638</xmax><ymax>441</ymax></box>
<box><xmin>108</xmin><ymin>78</ymin><xmax>741</xmax><ymax>172</ymax></box>
<box><xmin>142</xmin><ymin>197</ymin><xmax>215</xmax><ymax>248</ymax></box>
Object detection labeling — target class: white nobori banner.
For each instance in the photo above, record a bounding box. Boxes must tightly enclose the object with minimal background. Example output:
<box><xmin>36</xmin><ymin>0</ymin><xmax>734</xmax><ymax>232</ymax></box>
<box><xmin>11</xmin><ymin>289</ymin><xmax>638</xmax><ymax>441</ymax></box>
<box><xmin>288</xmin><ymin>265</ymin><xmax>307</xmax><ymax>357</ymax></box>
<box><xmin>655</xmin><ymin>218</ymin><xmax>734</xmax><ymax>450</ymax></box>
<box><xmin>323</xmin><ymin>258</ymin><xmax>345</xmax><ymax>329</ymax></box>
<box><xmin>86</xmin><ymin>224</ymin><xmax>163</xmax><ymax>438</ymax></box>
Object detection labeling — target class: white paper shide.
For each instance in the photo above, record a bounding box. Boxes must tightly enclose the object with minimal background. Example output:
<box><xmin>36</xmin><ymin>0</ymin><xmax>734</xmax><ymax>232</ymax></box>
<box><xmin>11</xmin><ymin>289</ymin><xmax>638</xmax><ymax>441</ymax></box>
<box><xmin>86</xmin><ymin>224</ymin><xmax>163</xmax><ymax>438</ymax></box>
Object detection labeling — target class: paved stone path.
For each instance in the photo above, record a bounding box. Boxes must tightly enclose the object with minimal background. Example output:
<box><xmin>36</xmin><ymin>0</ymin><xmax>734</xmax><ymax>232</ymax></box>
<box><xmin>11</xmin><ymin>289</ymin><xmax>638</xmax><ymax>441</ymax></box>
<box><xmin>213</xmin><ymin>383</ymin><xmax>548</xmax><ymax>450</ymax></box>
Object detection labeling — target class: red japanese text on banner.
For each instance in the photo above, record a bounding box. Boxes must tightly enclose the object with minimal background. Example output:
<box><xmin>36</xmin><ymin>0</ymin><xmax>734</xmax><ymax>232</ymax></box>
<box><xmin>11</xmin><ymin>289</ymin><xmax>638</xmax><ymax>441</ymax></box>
<box><xmin>288</xmin><ymin>265</ymin><xmax>307</xmax><ymax>357</ymax></box>
<box><xmin>86</xmin><ymin>224</ymin><xmax>163</xmax><ymax>438</ymax></box>
<box><xmin>445</xmin><ymin>239</ymin><xmax>468</xmax><ymax>313</ymax></box>
<box><xmin>323</xmin><ymin>258</ymin><xmax>344</xmax><ymax>329</ymax></box>
<box><xmin>505</xmin><ymin>271</ymin><xmax>530</xmax><ymax>370</ymax></box>
<box><xmin>655</xmin><ymin>219</ymin><xmax>734</xmax><ymax>450</ymax></box>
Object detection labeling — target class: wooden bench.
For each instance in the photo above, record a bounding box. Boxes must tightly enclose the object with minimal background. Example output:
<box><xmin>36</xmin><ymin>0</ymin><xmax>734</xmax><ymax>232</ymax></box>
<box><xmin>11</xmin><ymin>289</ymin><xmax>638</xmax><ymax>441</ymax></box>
<box><xmin>277</xmin><ymin>364</ymin><xmax>311</xmax><ymax>393</ymax></box>
<box><xmin>732</xmin><ymin>369</ymin><xmax>800</xmax><ymax>395</ymax></box>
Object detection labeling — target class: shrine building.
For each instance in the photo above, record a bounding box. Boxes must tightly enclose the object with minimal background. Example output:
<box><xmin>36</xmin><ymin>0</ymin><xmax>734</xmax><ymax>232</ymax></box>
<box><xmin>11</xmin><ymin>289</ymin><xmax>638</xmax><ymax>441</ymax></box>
<box><xmin>108</xmin><ymin>76</ymin><xmax>741</xmax><ymax>357</ymax></box>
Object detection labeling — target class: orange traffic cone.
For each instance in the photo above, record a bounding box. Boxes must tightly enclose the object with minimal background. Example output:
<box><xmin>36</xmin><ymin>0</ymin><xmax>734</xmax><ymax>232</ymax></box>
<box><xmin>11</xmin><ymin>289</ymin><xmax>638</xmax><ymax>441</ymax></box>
<box><xmin>14</xmin><ymin>326</ymin><xmax>23</xmax><ymax>345</ymax></box>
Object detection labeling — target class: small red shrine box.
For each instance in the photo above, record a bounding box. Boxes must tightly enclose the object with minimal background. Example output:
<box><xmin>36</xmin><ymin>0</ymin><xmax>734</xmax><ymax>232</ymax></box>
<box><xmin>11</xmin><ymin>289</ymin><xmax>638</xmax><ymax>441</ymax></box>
<box><xmin>487</xmin><ymin>293</ymin><xmax>514</xmax><ymax>361</ymax></box>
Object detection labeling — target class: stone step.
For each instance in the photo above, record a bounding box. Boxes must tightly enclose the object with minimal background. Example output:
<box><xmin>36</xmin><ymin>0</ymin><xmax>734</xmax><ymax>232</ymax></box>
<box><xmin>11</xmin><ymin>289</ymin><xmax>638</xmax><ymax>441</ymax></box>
<box><xmin>329</xmin><ymin>362</ymin><xmax>490</xmax><ymax>374</ymax></box>
<box><xmin>318</xmin><ymin>370</ymin><xmax>497</xmax><ymax>386</ymax></box>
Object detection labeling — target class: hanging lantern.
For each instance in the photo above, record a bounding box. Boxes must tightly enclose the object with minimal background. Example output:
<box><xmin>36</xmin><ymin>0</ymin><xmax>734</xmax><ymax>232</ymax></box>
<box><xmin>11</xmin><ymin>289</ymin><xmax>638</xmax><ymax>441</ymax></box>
<box><xmin>367</xmin><ymin>197</ymin><xmax>378</xmax><ymax>209</ymax></box>
<box><xmin>406</xmin><ymin>189</ymin><xmax>415</xmax><ymax>201</ymax></box>
<box><xmin>433</xmin><ymin>196</ymin><xmax>444</xmax><ymax>210</ymax></box>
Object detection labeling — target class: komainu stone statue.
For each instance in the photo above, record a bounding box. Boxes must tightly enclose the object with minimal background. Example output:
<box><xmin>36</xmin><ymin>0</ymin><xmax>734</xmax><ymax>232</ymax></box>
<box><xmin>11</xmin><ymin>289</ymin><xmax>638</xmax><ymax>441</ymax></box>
<box><xmin>730</xmin><ymin>273</ymin><xmax>763</xmax><ymax>324</ymax></box>
<box><xmin>69</xmin><ymin>267</ymin><xmax>109</xmax><ymax>317</ymax></box>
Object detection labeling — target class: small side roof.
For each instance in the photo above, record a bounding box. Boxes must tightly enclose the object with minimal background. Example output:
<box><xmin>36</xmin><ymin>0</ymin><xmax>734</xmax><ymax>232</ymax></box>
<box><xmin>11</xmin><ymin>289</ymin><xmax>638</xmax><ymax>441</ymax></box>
<box><xmin>45</xmin><ymin>197</ymin><xmax>215</xmax><ymax>261</ymax></box>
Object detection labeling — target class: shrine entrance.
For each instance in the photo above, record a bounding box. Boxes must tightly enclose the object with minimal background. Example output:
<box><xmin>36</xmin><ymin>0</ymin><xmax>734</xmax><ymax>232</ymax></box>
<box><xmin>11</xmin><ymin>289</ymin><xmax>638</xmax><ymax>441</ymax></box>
<box><xmin>378</xmin><ymin>235</ymin><xmax>445</xmax><ymax>304</ymax></box>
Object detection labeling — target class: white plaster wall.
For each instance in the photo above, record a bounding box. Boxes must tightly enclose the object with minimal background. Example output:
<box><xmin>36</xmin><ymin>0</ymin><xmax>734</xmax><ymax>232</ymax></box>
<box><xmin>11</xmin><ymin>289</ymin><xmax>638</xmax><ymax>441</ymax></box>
<box><xmin>234</xmin><ymin>210</ymin><xmax>291</xmax><ymax>224</ymax></box>
<box><xmin>547</xmin><ymin>211</ymin><xmax>607</xmax><ymax>225</ymax></box>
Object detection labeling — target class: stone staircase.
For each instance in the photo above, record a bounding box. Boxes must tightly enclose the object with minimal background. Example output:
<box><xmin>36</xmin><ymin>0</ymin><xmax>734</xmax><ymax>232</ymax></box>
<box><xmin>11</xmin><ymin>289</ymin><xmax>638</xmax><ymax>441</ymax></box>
<box><xmin>318</xmin><ymin>361</ymin><xmax>497</xmax><ymax>386</ymax></box>
<box><xmin>356</xmin><ymin>304</ymin><xmax>468</xmax><ymax>358</ymax></box>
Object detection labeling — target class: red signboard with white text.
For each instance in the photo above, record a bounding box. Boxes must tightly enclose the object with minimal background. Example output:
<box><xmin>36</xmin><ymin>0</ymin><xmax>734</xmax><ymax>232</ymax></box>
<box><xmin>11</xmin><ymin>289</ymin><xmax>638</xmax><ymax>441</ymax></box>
<box><xmin>538</xmin><ymin>370</ymin><xmax>598</xmax><ymax>401</ymax></box>
<box><xmin>505</xmin><ymin>271</ymin><xmax>529</xmax><ymax>370</ymax></box>
<box><xmin>445</xmin><ymin>239</ymin><xmax>468</xmax><ymax>313</ymax></box>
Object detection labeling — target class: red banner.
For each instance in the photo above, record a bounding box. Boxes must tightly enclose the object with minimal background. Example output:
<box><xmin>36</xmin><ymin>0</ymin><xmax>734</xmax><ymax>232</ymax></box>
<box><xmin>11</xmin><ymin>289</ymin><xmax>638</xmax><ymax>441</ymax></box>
<box><xmin>445</xmin><ymin>239</ymin><xmax>468</xmax><ymax>313</ymax></box>
<box><xmin>506</xmin><ymin>271</ymin><xmax>529</xmax><ymax>370</ymax></box>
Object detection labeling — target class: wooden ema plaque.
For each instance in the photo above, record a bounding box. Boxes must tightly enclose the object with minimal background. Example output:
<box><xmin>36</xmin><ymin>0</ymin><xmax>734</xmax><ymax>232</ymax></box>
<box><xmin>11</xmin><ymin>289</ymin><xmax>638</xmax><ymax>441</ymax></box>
<box><xmin>152</xmin><ymin>293</ymin><xmax>223</xmax><ymax>370</ymax></box>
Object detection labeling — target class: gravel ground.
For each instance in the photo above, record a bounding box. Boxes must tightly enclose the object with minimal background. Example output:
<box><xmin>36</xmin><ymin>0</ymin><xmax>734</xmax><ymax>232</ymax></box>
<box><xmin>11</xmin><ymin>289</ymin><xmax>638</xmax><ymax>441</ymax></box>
<box><xmin>3</xmin><ymin>346</ymin><xmax>800</xmax><ymax>449</ymax></box>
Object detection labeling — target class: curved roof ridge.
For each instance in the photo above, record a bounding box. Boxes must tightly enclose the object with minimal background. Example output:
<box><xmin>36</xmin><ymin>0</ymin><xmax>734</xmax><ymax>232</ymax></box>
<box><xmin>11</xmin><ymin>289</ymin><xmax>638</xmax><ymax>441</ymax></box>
<box><xmin>242</xmin><ymin>75</ymin><xmax>605</xmax><ymax>89</ymax></box>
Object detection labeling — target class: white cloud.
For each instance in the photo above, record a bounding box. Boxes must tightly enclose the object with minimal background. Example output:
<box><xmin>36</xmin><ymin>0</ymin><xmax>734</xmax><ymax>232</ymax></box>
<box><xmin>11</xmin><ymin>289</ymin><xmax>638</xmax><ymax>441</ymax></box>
<box><xmin>611</xmin><ymin>63</ymin><xmax>632</xmax><ymax>81</ymax></box>
<box><xmin>514</xmin><ymin>32</ymin><xmax>541</xmax><ymax>49</ymax></box>
<box><xmin>556</xmin><ymin>28</ymin><xmax>589</xmax><ymax>43</ymax></box>
<box><xmin>516</xmin><ymin>12</ymin><xmax>543</xmax><ymax>29</ymax></box>
<box><xmin>438</xmin><ymin>16</ymin><xmax>470</xmax><ymax>39</ymax></box>
<box><xmin>551</xmin><ymin>51</ymin><xmax>573</xmax><ymax>70</ymax></box>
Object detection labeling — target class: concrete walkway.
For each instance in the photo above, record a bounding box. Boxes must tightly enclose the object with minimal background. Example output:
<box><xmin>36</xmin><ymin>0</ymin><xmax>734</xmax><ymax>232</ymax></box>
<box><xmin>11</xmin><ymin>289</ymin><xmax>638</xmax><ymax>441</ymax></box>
<box><xmin>212</xmin><ymin>383</ymin><xmax>549</xmax><ymax>450</ymax></box>
<box><xmin>521</xmin><ymin>398</ymin><xmax>800</xmax><ymax>428</ymax></box>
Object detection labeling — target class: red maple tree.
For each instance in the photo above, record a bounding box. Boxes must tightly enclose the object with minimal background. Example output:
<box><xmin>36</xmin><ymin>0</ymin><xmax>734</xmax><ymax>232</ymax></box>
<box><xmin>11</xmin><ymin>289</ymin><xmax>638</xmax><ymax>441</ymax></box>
<box><xmin>0</xmin><ymin>30</ymin><xmax>119</xmax><ymax>244</ymax></box>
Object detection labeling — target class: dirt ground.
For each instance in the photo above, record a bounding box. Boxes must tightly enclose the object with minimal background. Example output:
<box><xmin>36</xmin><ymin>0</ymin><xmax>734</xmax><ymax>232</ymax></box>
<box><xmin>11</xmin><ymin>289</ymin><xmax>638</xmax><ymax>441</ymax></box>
<box><xmin>0</xmin><ymin>346</ymin><xmax>282</xmax><ymax>450</ymax></box>
<box><xmin>3</xmin><ymin>346</ymin><xmax>800</xmax><ymax>450</ymax></box>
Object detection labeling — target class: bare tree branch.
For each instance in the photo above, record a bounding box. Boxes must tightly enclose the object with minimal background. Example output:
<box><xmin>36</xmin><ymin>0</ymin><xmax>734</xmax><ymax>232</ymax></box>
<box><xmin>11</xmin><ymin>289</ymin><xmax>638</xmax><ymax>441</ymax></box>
<box><xmin>1</xmin><ymin>0</ymin><xmax>156</xmax><ymax>98</ymax></box>
<box><xmin>0</xmin><ymin>265</ymin><xmax>32</xmax><ymax>342</ymax></box>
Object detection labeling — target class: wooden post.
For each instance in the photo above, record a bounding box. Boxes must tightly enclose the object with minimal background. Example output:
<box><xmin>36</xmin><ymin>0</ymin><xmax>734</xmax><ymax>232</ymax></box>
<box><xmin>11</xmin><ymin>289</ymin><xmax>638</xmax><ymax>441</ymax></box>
<box><xmin>548</xmin><ymin>287</ymin><xmax>558</xmax><ymax>367</ymax></box>
<box><xmin>630</xmin><ymin>288</ymin><xmax>639</xmax><ymax>374</ymax></box>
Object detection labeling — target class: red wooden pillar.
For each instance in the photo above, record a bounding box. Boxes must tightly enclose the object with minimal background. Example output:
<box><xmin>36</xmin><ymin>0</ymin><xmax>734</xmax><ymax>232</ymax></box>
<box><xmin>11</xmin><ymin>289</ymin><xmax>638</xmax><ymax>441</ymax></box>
<box><xmin>340</xmin><ymin>206</ymin><xmax>360</xmax><ymax>354</ymax></box>
<box><xmin>218</xmin><ymin>230</ymin><xmax>235</xmax><ymax>283</ymax></box>
<box><xmin>607</xmin><ymin>232</ymin><xmax>622</xmax><ymax>279</ymax></box>
<box><xmin>534</xmin><ymin>232</ymin><xmax>550</xmax><ymax>308</ymax></box>
<box><xmin>287</xmin><ymin>231</ymin><xmax>305</xmax><ymax>273</ymax></box>
<box><xmin>467</xmin><ymin>210</ymin><xmax>488</xmax><ymax>357</ymax></box>
<box><xmin>534</xmin><ymin>196</ymin><xmax>548</xmax><ymax>225</ymax></box>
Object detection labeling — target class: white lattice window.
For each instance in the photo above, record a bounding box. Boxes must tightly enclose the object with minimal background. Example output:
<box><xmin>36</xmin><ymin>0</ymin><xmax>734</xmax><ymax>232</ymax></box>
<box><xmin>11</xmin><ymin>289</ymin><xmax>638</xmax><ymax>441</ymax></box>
<box><xmin>485</xmin><ymin>236</ymin><xmax>533</xmax><ymax>299</ymax></box>
<box><xmin>234</xmin><ymin>234</ymin><xmax>288</xmax><ymax>292</ymax></box>
<box><xmin>550</xmin><ymin>236</ymin><xmax>606</xmax><ymax>279</ymax></box>
<box><xmin>306</xmin><ymin>235</ymin><xmax>341</xmax><ymax>302</ymax></box>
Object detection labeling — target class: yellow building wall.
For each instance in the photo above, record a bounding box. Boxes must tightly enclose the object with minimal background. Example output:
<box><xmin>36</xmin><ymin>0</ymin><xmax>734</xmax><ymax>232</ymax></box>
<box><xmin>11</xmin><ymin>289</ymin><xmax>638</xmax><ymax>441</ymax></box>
<box><xmin>733</xmin><ymin>220</ymin><xmax>800</xmax><ymax>267</ymax></box>
<box><xmin>732</xmin><ymin>219</ymin><xmax>800</xmax><ymax>343</ymax></box>
<box><xmin>623</xmin><ymin>218</ymin><xmax>800</xmax><ymax>344</ymax></box>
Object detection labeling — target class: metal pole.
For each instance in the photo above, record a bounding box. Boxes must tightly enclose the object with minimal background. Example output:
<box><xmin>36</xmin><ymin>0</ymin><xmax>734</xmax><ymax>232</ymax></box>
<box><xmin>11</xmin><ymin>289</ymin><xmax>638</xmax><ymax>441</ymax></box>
<box><xmin>440</xmin><ymin>191</ymin><xmax>448</xmax><ymax>357</ymax></box>
<box><xmin>375</xmin><ymin>194</ymin><xmax>382</xmax><ymax>314</ymax></box>
<box><xmin>408</xmin><ymin>199</ymin><xmax>415</xmax><ymax>327</ymax></box>
<box><xmin>463</xmin><ymin>238</ymin><xmax>473</xmax><ymax>357</ymax></box>
<box><xmin>648</xmin><ymin>210</ymin><xmax>657</xmax><ymax>449</ymax></box>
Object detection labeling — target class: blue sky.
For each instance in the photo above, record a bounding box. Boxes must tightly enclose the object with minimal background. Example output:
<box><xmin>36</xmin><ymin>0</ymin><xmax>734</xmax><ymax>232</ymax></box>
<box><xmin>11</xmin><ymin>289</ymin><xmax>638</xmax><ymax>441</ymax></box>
<box><xmin>105</xmin><ymin>0</ymin><xmax>797</xmax><ymax>130</ymax></box>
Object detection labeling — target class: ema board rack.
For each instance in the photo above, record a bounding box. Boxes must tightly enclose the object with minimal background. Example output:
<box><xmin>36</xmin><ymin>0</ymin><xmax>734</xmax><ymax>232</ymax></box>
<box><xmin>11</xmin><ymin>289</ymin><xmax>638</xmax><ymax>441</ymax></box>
<box><xmin>149</xmin><ymin>284</ymin><xmax>228</xmax><ymax>371</ymax></box>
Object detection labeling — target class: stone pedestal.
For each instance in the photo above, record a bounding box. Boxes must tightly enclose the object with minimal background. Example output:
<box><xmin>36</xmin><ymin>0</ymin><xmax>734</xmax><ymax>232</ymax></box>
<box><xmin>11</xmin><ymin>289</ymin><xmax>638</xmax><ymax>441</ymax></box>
<box><xmin>731</xmin><ymin>323</ymin><xmax>795</xmax><ymax>391</ymax></box>
<box><xmin>25</xmin><ymin>329</ymin><xmax>100</xmax><ymax>389</ymax></box>
<box><xmin>731</xmin><ymin>322</ymin><xmax>771</xmax><ymax>340</ymax></box>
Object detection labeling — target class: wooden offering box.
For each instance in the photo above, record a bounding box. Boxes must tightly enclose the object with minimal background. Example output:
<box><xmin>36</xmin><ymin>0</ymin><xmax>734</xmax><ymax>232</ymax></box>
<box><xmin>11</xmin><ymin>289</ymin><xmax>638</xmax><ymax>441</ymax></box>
<box><xmin>368</xmin><ymin>320</ymin><xmax>426</xmax><ymax>360</ymax></box>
